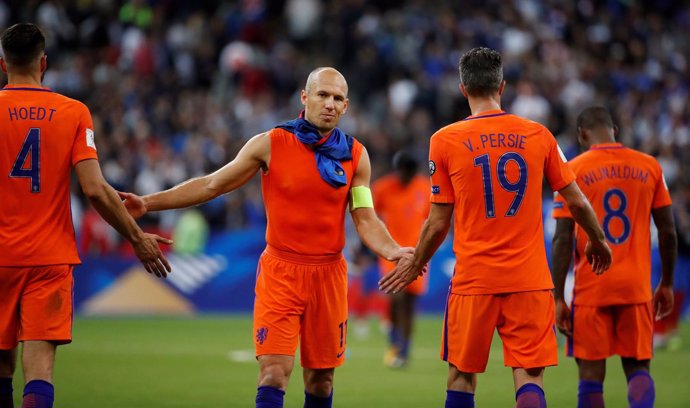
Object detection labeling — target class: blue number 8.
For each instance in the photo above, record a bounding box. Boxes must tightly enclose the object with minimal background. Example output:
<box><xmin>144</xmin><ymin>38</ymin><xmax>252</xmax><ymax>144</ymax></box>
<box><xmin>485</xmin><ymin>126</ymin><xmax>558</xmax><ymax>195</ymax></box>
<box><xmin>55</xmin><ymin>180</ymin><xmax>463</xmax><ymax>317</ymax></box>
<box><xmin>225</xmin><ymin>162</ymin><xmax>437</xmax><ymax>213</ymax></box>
<box><xmin>602</xmin><ymin>188</ymin><xmax>630</xmax><ymax>244</ymax></box>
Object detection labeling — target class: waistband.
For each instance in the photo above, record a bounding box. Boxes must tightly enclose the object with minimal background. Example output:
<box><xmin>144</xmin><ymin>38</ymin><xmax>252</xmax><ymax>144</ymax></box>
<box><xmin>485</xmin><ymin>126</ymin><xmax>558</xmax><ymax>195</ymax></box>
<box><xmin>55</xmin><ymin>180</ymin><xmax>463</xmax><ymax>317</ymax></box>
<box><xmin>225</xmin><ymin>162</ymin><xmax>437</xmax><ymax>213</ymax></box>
<box><xmin>264</xmin><ymin>244</ymin><xmax>344</xmax><ymax>265</ymax></box>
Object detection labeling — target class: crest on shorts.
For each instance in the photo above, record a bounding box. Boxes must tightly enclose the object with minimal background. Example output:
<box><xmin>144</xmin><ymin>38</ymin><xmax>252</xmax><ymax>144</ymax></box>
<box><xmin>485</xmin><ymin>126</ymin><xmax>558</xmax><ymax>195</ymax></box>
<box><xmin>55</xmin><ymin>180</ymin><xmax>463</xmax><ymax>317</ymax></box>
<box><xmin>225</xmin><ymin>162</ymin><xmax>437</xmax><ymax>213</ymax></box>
<box><xmin>256</xmin><ymin>327</ymin><xmax>269</xmax><ymax>345</ymax></box>
<box><xmin>428</xmin><ymin>160</ymin><xmax>436</xmax><ymax>176</ymax></box>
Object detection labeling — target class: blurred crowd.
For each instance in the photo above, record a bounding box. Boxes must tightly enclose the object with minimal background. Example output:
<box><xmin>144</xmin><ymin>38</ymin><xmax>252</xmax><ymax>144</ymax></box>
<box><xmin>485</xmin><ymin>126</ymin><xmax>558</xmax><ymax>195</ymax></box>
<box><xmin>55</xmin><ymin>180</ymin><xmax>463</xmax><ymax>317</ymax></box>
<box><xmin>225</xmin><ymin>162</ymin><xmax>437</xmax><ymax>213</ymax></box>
<box><xmin>1</xmin><ymin>0</ymin><xmax>689</xmax><ymax>255</ymax></box>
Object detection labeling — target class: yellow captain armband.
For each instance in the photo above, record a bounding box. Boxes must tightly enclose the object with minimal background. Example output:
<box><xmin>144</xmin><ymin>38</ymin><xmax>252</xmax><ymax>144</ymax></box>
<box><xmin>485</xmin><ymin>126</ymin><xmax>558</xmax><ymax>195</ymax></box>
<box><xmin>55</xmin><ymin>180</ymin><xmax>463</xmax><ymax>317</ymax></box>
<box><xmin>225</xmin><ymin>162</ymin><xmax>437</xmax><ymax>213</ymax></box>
<box><xmin>350</xmin><ymin>185</ymin><xmax>374</xmax><ymax>210</ymax></box>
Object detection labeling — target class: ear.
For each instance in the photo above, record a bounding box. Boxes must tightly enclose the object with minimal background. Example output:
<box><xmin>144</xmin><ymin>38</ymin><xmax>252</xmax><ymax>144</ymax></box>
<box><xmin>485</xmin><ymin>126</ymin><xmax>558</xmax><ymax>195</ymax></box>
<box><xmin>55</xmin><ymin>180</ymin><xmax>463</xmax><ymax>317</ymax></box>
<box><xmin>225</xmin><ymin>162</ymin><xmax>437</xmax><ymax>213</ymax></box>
<box><xmin>40</xmin><ymin>54</ymin><xmax>47</xmax><ymax>73</ymax></box>
<box><xmin>612</xmin><ymin>124</ymin><xmax>619</xmax><ymax>139</ymax></box>
<box><xmin>497</xmin><ymin>80</ymin><xmax>506</xmax><ymax>96</ymax></box>
<box><xmin>341</xmin><ymin>97</ymin><xmax>349</xmax><ymax>115</ymax></box>
<box><xmin>300</xmin><ymin>89</ymin><xmax>307</xmax><ymax>106</ymax></box>
<box><xmin>459</xmin><ymin>83</ymin><xmax>468</xmax><ymax>98</ymax></box>
<box><xmin>0</xmin><ymin>58</ymin><xmax>6</xmax><ymax>74</ymax></box>
<box><xmin>577</xmin><ymin>126</ymin><xmax>588</xmax><ymax>148</ymax></box>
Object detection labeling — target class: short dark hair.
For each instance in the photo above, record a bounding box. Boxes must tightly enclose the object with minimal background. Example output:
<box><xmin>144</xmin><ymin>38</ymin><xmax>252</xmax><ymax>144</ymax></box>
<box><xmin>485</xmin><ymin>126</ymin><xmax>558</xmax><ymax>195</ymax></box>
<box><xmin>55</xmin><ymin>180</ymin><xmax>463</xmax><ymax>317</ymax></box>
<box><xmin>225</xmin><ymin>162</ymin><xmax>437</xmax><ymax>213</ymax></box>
<box><xmin>1</xmin><ymin>23</ymin><xmax>46</xmax><ymax>68</ymax></box>
<box><xmin>392</xmin><ymin>150</ymin><xmax>418</xmax><ymax>174</ymax></box>
<box><xmin>577</xmin><ymin>106</ymin><xmax>614</xmax><ymax>130</ymax></box>
<box><xmin>459</xmin><ymin>47</ymin><xmax>503</xmax><ymax>97</ymax></box>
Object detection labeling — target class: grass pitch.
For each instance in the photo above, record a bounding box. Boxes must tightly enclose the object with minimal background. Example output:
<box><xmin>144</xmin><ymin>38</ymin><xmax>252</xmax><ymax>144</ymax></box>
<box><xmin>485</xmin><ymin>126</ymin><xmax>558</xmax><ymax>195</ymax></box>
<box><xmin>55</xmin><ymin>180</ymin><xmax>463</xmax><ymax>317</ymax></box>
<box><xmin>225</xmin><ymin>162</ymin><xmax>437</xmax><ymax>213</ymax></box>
<box><xmin>12</xmin><ymin>316</ymin><xmax>690</xmax><ymax>407</ymax></box>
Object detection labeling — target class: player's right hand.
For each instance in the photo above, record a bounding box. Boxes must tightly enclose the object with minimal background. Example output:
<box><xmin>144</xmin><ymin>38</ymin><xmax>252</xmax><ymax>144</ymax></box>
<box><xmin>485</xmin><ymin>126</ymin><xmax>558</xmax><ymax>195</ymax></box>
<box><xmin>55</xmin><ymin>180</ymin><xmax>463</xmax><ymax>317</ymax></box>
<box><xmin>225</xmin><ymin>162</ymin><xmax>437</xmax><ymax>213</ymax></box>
<box><xmin>585</xmin><ymin>238</ymin><xmax>612</xmax><ymax>275</ymax></box>
<box><xmin>118</xmin><ymin>191</ymin><xmax>147</xmax><ymax>219</ymax></box>
<box><xmin>133</xmin><ymin>233</ymin><xmax>173</xmax><ymax>278</ymax></box>
<box><xmin>653</xmin><ymin>284</ymin><xmax>674</xmax><ymax>321</ymax></box>
<box><xmin>555</xmin><ymin>298</ymin><xmax>572</xmax><ymax>337</ymax></box>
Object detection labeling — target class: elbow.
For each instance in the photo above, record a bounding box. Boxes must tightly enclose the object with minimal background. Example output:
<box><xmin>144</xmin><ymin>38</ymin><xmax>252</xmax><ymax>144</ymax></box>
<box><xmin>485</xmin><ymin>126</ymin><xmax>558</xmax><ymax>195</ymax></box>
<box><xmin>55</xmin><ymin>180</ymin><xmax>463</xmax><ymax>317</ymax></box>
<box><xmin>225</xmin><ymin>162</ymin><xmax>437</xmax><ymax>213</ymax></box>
<box><xmin>82</xmin><ymin>181</ymin><xmax>110</xmax><ymax>204</ymax></box>
<box><xmin>658</xmin><ymin>228</ymin><xmax>678</xmax><ymax>247</ymax></box>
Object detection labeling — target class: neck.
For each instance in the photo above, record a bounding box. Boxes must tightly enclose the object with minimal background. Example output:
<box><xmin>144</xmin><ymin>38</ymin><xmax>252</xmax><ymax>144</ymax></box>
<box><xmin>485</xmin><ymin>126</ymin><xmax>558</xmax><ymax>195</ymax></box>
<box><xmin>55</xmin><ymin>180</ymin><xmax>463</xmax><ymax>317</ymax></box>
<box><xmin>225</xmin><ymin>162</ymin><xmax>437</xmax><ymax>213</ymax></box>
<box><xmin>467</xmin><ymin>95</ymin><xmax>501</xmax><ymax>116</ymax></box>
<box><xmin>6</xmin><ymin>72</ymin><xmax>42</xmax><ymax>87</ymax></box>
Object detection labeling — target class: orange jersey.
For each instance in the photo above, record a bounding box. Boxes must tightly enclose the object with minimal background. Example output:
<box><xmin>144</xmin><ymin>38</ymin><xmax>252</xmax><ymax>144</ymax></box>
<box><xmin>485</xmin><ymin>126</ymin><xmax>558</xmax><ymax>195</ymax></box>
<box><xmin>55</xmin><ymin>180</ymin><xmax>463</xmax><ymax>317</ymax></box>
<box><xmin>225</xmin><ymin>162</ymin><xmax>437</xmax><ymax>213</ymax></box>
<box><xmin>0</xmin><ymin>85</ymin><xmax>98</xmax><ymax>266</ymax></box>
<box><xmin>373</xmin><ymin>173</ymin><xmax>430</xmax><ymax>271</ymax></box>
<box><xmin>262</xmin><ymin>128</ymin><xmax>364</xmax><ymax>256</ymax></box>
<box><xmin>552</xmin><ymin>143</ymin><xmax>672</xmax><ymax>306</ymax></box>
<box><xmin>429</xmin><ymin>109</ymin><xmax>575</xmax><ymax>295</ymax></box>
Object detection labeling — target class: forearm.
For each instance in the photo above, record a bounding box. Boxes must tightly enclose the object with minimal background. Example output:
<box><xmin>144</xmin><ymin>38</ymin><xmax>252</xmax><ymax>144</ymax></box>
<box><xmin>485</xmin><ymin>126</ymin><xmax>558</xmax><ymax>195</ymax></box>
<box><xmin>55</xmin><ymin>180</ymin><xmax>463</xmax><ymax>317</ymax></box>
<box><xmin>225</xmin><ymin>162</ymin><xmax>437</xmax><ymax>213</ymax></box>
<box><xmin>551</xmin><ymin>235</ymin><xmax>573</xmax><ymax>300</ymax></box>
<box><xmin>411</xmin><ymin>218</ymin><xmax>450</xmax><ymax>269</ymax></box>
<box><xmin>355</xmin><ymin>215</ymin><xmax>401</xmax><ymax>261</ymax></box>
<box><xmin>657</xmin><ymin>229</ymin><xmax>677</xmax><ymax>286</ymax></box>
<box><xmin>569</xmin><ymin>201</ymin><xmax>605</xmax><ymax>242</ymax></box>
<box><xmin>143</xmin><ymin>176</ymin><xmax>218</xmax><ymax>212</ymax></box>
<box><xmin>87</xmin><ymin>183</ymin><xmax>145</xmax><ymax>244</ymax></box>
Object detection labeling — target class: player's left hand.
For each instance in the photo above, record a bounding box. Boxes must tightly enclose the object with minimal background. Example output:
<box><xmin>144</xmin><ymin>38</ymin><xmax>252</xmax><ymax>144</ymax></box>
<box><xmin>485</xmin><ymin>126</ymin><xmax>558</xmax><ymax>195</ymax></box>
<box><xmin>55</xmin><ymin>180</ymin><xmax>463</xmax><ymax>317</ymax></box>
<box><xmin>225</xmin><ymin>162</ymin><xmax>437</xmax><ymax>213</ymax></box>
<box><xmin>378</xmin><ymin>252</ymin><xmax>425</xmax><ymax>294</ymax></box>
<box><xmin>653</xmin><ymin>284</ymin><xmax>674</xmax><ymax>321</ymax></box>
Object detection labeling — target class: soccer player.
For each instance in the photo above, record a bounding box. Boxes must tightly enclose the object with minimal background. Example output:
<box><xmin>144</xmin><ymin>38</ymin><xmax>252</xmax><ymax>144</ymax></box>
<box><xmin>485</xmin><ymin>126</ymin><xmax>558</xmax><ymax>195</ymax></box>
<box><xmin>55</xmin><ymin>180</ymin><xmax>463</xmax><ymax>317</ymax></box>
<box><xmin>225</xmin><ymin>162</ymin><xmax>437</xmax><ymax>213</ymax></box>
<box><xmin>118</xmin><ymin>67</ymin><xmax>414</xmax><ymax>408</ymax></box>
<box><xmin>372</xmin><ymin>150</ymin><xmax>430</xmax><ymax>368</ymax></box>
<box><xmin>551</xmin><ymin>106</ymin><xmax>677</xmax><ymax>408</ymax></box>
<box><xmin>0</xmin><ymin>23</ymin><xmax>171</xmax><ymax>408</ymax></box>
<box><xmin>379</xmin><ymin>47</ymin><xmax>612</xmax><ymax>408</ymax></box>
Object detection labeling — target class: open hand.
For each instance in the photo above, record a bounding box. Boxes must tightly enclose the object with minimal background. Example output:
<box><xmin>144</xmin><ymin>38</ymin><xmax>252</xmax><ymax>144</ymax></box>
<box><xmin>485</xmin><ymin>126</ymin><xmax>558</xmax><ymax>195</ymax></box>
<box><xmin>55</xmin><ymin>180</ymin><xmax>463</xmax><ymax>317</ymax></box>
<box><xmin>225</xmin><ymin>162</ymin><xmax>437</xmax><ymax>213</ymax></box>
<box><xmin>133</xmin><ymin>233</ymin><xmax>173</xmax><ymax>278</ymax></box>
<box><xmin>585</xmin><ymin>238</ymin><xmax>612</xmax><ymax>275</ymax></box>
<box><xmin>555</xmin><ymin>298</ymin><xmax>572</xmax><ymax>337</ymax></box>
<box><xmin>653</xmin><ymin>284</ymin><xmax>674</xmax><ymax>321</ymax></box>
<box><xmin>379</xmin><ymin>251</ymin><xmax>424</xmax><ymax>294</ymax></box>
<box><xmin>118</xmin><ymin>191</ymin><xmax>147</xmax><ymax>219</ymax></box>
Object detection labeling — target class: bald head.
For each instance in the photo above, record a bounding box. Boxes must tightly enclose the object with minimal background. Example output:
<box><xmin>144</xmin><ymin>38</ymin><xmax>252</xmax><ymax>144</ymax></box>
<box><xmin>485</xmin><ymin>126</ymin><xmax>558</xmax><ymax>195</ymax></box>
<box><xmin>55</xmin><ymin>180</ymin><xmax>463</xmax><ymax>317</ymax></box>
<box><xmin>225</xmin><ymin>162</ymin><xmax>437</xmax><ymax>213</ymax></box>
<box><xmin>305</xmin><ymin>67</ymin><xmax>348</xmax><ymax>96</ymax></box>
<box><xmin>301</xmin><ymin>67</ymin><xmax>349</xmax><ymax>134</ymax></box>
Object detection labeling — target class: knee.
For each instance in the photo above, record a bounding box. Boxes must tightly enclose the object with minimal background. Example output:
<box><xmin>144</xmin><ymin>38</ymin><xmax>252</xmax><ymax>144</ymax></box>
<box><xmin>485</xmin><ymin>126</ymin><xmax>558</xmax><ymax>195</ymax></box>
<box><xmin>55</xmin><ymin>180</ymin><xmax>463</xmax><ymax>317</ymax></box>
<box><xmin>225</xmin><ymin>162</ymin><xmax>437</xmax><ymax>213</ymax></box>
<box><xmin>622</xmin><ymin>358</ymin><xmax>650</xmax><ymax>378</ymax></box>
<box><xmin>578</xmin><ymin>361</ymin><xmax>605</xmax><ymax>382</ymax></box>
<box><xmin>447</xmin><ymin>364</ymin><xmax>475</xmax><ymax>392</ymax></box>
<box><xmin>259</xmin><ymin>362</ymin><xmax>292</xmax><ymax>390</ymax></box>
<box><xmin>0</xmin><ymin>351</ymin><xmax>17</xmax><ymax>377</ymax></box>
<box><xmin>305</xmin><ymin>370</ymin><xmax>334</xmax><ymax>397</ymax></box>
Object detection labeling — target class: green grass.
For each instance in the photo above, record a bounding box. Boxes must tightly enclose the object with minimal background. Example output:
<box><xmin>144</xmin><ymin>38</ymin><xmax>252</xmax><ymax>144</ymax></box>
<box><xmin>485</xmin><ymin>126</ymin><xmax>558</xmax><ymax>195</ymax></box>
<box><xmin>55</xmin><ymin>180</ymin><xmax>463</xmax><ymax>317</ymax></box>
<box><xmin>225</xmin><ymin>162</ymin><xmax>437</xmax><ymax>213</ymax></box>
<box><xmin>12</xmin><ymin>316</ymin><xmax>690</xmax><ymax>407</ymax></box>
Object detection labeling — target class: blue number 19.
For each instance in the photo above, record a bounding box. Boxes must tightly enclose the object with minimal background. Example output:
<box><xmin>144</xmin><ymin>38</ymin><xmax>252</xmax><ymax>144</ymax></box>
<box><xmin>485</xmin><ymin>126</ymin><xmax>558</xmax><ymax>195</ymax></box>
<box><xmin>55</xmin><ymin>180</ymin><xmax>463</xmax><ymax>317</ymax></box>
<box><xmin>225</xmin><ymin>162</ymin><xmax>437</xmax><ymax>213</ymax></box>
<box><xmin>9</xmin><ymin>128</ymin><xmax>41</xmax><ymax>193</ymax></box>
<box><xmin>473</xmin><ymin>152</ymin><xmax>528</xmax><ymax>217</ymax></box>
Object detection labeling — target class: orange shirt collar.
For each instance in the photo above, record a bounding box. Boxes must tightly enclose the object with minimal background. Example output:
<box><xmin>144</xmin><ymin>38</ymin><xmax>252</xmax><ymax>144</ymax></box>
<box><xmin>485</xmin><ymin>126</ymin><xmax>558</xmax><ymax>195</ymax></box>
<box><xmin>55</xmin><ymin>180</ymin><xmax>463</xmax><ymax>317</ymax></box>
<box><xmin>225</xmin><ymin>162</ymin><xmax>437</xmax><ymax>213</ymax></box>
<box><xmin>590</xmin><ymin>142</ymin><xmax>624</xmax><ymax>150</ymax></box>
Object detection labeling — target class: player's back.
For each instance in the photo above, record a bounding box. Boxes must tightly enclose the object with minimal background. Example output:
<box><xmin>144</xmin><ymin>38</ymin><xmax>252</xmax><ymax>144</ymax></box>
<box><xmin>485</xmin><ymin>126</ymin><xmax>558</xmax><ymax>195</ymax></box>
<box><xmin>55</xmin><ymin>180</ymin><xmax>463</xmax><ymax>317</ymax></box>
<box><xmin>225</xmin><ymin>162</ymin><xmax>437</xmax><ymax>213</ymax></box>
<box><xmin>429</xmin><ymin>110</ymin><xmax>574</xmax><ymax>294</ymax></box>
<box><xmin>0</xmin><ymin>85</ymin><xmax>96</xmax><ymax>266</ymax></box>
<box><xmin>558</xmin><ymin>144</ymin><xmax>671</xmax><ymax>305</ymax></box>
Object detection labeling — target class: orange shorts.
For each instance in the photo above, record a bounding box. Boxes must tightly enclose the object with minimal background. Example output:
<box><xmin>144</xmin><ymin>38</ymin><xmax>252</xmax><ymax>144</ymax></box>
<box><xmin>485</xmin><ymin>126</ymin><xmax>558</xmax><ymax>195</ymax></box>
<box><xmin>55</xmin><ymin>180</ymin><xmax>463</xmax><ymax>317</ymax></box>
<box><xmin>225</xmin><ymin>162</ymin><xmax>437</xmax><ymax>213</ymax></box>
<box><xmin>253</xmin><ymin>246</ymin><xmax>348</xmax><ymax>369</ymax></box>
<box><xmin>441</xmin><ymin>290</ymin><xmax>558</xmax><ymax>373</ymax></box>
<box><xmin>0</xmin><ymin>265</ymin><xmax>74</xmax><ymax>349</ymax></box>
<box><xmin>567</xmin><ymin>302</ymin><xmax>653</xmax><ymax>360</ymax></box>
<box><xmin>379</xmin><ymin>259</ymin><xmax>428</xmax><ymax>296</ymax></box>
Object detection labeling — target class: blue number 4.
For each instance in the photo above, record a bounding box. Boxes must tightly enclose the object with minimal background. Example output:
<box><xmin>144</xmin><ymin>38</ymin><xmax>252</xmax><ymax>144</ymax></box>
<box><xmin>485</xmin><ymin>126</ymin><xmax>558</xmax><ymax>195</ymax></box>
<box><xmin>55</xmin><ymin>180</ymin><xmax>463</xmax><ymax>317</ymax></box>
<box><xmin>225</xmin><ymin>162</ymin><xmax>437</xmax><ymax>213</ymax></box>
<box><xmin>473</xmin><ymin>152</ymin><xmax>528</xmax><ymax>217</ymax></box>
<box><xmin>9</xmin><ymin>128</ymin><xmax>41</xmax><ymax>193</ymax></box>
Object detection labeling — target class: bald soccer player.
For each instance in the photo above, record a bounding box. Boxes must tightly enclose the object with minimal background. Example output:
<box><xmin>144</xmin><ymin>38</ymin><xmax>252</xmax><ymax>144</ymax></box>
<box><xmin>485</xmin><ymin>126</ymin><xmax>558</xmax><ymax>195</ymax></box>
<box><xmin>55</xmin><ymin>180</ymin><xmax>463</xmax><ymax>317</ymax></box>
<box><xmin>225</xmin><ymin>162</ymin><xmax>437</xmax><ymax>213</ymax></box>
<box><xmin>380</xmin><ymin>47</ymin><xmax>612</xmax><ymax>408</ymax></box>
<box><xmin>552</xmin><ymin>107</ymin><xmax>677</xmax><ymax>408</ymax></box>
<box><xmin>0</xmin><ymin>23</ymin><xmax>170</xmax><ymax>408</ymax></box>
<box><xmin>119</xmin><ymin>67</ymin><xmax>414</xmax><ymax>408</ymax></box>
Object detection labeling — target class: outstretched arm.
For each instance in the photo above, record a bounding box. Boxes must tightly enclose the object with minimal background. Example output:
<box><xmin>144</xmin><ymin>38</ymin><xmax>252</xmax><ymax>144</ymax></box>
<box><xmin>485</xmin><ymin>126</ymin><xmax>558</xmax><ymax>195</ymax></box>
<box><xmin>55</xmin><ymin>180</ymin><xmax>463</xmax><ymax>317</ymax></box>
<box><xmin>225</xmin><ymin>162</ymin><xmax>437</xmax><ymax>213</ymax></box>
<box><xmin>379</xmin><ymin>203</ymin><xmax>453</xmax><ymax>294</ymax></box>
<box><xmin>652</xmin><ymin>205</ymin><xmax>677</xmax><ymax>320</ymax></box>
<box><xmin>551</xmin><ymin>218</ymin><xmax>575</xmax><ymax>336</ymax></box>
<box><xmin>557</xmin><ymin>182</ymin><xmax>612</xmax><ymax>274</ymax></box>
<box><xmin>121</xmin><ymin>132</ymin><xmax>271</xmax><ymax>217</ymax></box>
<box><xmin>349</xmin><ymin>147</ymin><xmax>411</xmax><ymax>262</ymax></box>
<box><xmin>74</xmin><ymin>159</ymin><xmax>172</xmax><ymax>277</ymax></box>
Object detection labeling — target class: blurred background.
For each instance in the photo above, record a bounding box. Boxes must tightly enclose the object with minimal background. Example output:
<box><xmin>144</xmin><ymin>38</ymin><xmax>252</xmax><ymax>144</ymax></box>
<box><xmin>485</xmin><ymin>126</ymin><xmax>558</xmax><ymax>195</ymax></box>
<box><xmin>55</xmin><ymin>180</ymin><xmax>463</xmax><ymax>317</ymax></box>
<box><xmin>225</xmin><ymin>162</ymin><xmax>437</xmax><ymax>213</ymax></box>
<box><xmin>1</xmin><ymin>0</ymin><xmax>688</xmax><ymax>321</ymax></box>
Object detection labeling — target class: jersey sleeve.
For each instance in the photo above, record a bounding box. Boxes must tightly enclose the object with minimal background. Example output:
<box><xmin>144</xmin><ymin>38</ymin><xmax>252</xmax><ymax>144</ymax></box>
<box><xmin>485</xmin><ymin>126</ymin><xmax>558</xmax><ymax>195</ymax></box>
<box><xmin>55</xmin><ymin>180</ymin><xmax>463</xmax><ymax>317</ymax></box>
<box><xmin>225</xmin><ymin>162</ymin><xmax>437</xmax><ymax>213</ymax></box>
<box><xmin>71</xmin><ymin>102</ymin><xmax>99</xmax><ymax>166</ymax></box>
<box><xmin>552</xmin><ymin>191</ymin><xmax>573</xmax><ymax>219</ymax></box>
<box><xmin>429</xmin><ymin>134</ymin><xmax>454</xmax><ymax>204</ymax></box>
<box><xmin>544</xmin><ymin>131</ymin><xmax>576</xmax><ymax>192</ymax></box>
<box><xmin>652</xmin><ymin>163</ymin><xmax>673</xmax><ymax>209</ymax></box>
